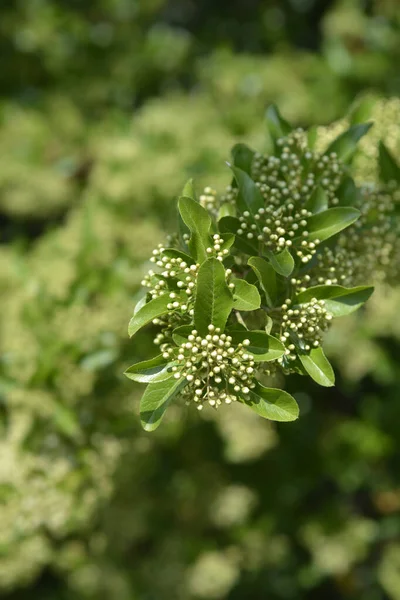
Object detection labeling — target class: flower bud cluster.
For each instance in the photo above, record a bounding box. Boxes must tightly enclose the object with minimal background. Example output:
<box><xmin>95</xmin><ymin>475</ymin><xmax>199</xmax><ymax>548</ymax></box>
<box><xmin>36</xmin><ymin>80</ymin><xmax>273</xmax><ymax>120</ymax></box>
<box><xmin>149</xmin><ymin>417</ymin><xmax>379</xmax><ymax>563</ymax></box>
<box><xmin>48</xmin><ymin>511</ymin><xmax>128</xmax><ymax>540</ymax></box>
<box><xmin>307</xmin><ymin>185</ymin><xmax>400</xmax><ymax>287</ymax></box>
<box><xmin>252</xmin><ymin>130</ymin><xmax>343</xmax><ymax>206</ymax></box>
<box><xmin>199</xmin><ymin>186</ymin><xmax>218</xmax><ymax>214</ymax></box>
<box><xmin>206</xmin><ymin>234</ymin><xmax>231</xmax><ymax>262</ymax></box>
<box><xmin>278</xmin><ymin>298</ymin><xmax>333</xmax><ymax>365</ymax></box>
<box><xmin>237</xmin><ymin>206</ymin><xmax>320</xmax><ymax>263</ymax></box>
<box><xmin>160</xmin><ymin>325</ymin><xmax>257</xmax><ymax>410</ymax></box>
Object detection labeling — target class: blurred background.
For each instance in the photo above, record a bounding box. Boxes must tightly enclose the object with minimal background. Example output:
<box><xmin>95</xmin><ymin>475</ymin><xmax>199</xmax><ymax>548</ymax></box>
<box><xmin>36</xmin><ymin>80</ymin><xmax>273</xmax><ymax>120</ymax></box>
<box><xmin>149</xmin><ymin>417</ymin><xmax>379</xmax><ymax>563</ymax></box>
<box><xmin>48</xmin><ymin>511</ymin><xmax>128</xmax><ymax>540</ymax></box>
<box><xmin>1</xmin><ymin>1</ymin><xmax>400</xmax><ymax>598</ymax></box>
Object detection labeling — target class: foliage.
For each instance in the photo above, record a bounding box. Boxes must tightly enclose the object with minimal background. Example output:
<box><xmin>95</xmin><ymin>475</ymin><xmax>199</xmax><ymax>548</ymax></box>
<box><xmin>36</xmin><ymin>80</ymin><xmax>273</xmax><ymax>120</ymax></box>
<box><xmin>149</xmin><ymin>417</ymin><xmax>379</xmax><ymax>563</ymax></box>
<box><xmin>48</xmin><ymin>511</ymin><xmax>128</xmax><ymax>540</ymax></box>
<box><xmin>1</xmin><ymin>0</ymin><xmax>400</xmax><ymax>599</ymax></box>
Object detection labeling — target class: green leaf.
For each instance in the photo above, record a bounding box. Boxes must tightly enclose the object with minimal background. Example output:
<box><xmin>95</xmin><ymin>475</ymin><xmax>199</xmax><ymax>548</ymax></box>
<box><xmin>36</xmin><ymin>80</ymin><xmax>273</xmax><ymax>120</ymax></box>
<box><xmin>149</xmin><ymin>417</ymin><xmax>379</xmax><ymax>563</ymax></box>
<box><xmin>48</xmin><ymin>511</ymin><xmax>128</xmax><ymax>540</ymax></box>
<box><xmin>246</xmin><ymin>383</ymin><xmax>299</xmax><ymax>422</ymax></box>
<box><xmin>219</xmin><ymin>216</ymin><xmax>258</xmax><ymax>254</ymax></box>
<box><xmin>325</xmin><ymin>122</ymin><xmax>373</xmax><ymax>162</ymax></box>
<box><xmin>230</xmin><ymin>165</ymin><xmax>264</xmax><ymax>214</ymax></box>
<box><xmin>336</xmin><ymin>175</ymin><xmax>359</xmax><ymax>207</ymax></box>
<box><xmin>128</xmin><ymin>295</ymin><xmax>171</xmax><ymax>337</ymax></box>
<box><xmin>124</xmin><ymin>355</ymin><xmax>174</xmax><ymax>383</ymax></box>
<box><xmin>298</xmin><ymin>347</ymin><xmax>335</xmax><ymax>387</ymax></box>
<box><xmin>228</xmin><ymin>330</ymin><xmax>285</xmax><ymax>362</ymax></box>
<box><xmin>133</xmin><ymin>294</ymin><xmax>147</xmax><ymax>316</ymax></box>
<box><xmin>296</xmin><ymin>285</ymin><xmax>374</xmax><ymax>316</ymax></box>
<box><xmin>231</xmin><ymin>143</ymin><xmax>255</xmax><ymax>175</ymax></box>
<box><xmin>194</xmin><ymin>258</ymin><xmax>234</xmax><ymax>335</ymax></box>
<box><xmin>248</xmin><ymin>256</ymin><xmax>277</xmax><ymax>307</ymax></box>
<box><xmin>182</xmin><ymin>178</ymin><xmax>196</xmax><ymax>200</ymax></box>
<box><xmin>233</xmin><ymin>279</ymin><xmax>261</xmax><ymax>311</ymax></box>
<box><xmin>265</xmin><ymin>104</ymin><xmax>292</xmax><ymax>141</ymax></box>
<box><xmin>140</xmin><ymin>377</ymin><xmax>187</xmax><ymax>431</ymax></box>
<box><xmin>265</xmin><ymin>248</ymin><xmax>294</xmax><ymax>277</ymax></box>
<box><xmin>162</xmin><ymin>248</ymin><xmax>194</xmax><ymax>264</ymax></box>
<box><xmin>218</xmin><ymin>203</ymin><xmax>236</xmax><ymax>219</ymax></box>
<box><xmin>306</xmin><ymin>186</ymin><xmax>328</xmax><ymax>214</ymax></box>
<box><xmin>178</xmin><ymin>196</ymin><xmax>212</xmax><ymax>263</ymax></box>
<box><xmin>306</xmin><ymin>207</ymin><xmax>360</xmax><ymax>242</ymax></box>
<box><xmin>172</xmin><ymin>325</ymin><xmax>193</xmax><ymax>345</ymax></box>
<box><xmin>379</xmin><ymin>141</ymin><xmax>400</xmax><ymax>184</ymax></box>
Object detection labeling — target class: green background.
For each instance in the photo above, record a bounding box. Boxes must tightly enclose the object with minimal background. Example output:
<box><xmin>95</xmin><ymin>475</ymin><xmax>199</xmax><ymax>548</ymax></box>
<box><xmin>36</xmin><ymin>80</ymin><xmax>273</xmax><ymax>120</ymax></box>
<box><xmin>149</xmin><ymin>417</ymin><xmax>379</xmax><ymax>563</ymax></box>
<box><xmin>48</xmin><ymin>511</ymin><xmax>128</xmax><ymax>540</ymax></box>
<box><xmin>1</xmin><ymin>1</ymin><xmax>400</xmax><ymax>598</ymax></box>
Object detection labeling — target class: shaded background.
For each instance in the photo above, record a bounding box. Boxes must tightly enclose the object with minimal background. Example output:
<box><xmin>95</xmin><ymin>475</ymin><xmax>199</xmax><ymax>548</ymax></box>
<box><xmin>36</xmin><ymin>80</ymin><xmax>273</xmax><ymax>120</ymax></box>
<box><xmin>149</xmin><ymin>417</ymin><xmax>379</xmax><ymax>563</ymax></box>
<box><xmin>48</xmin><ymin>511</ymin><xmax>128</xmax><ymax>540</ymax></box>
<box><xmin>1</xmin><ymin>1</ymin><xmax>400</xmax><ymax>599</ymax></box>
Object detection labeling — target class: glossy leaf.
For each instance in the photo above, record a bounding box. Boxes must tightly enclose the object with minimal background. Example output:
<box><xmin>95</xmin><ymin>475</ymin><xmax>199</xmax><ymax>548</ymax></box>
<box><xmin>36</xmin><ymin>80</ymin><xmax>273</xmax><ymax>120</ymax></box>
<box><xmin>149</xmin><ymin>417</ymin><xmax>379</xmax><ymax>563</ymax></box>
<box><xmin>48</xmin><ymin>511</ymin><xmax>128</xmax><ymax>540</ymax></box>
<box><xmin>265</xmin><ymin>248</ymin><xmax>294</xmax><ymax>277</ymax></box>
<box><xmin>128</xmin><ymin>295</ymin><xmax>171</xmax><ymax>337</ymax></box>
<box><xmin>324</xmin><ymin>122</ymin><xmax>373</xmax><ymax>162</ymax></box>
<box><xmin>306</xmin><ymin>186</ymin><xmax>328</xmax><ymax>214</ymax></box>
<box><xmin>230</xmin><ymin>164</ymin><xmax>264</xmax><ymax>214</ymax></box>
<box><xmin>178</xmin><ymin>196</ymin><xmax>212</xmax><ymax>263</ymax></box>
<box><xmin>299</xmin><ymin>347</ymin><xmax>335</xmax><ymax>387</ymax></box>
<box><xmin>296</xmin><ymin>285</ymin><xmax>374</xmax><ymax>316</ymax></box>
<box><xmin>248</xmin><ymin>256</ymin><xmax>277</xmax><ymax>307</ymax></box>
<box><xmin>219</xmin><ymin>216</ymin><xmax>258</xmax><ymax>254</ymax></box>
<box><xmin>246</xmin><ymin>383</ymin><xmax>299</xmax><ymax>422</ymax></box>
<box><xmin>124</xmin><ymin>355</ymin><xmax>174</xmax><ymax>383</ymax></box>
<box><xmin>265</xmin><ymin>104</ymin><xmax>292</xmax><ymax>141</ymax></box>
<box><xmin>172</xmin><ymin>325</ymin><xmax>193</xmax><ymax>345</ymax></box>
<box><xmin>379</xmin><ymin>141</ymin><xmax>400</xmax><ymax>184</ymax></box>
<box><xmin>231</xmin><ymin>143</ymin><xmax>255</xmax><ymax>175</ymax></box>
<box><xmin>233</xmin><ymin>279</ymin><xmax>261</xmax><ymax>311</ymax></box>
<box><xmin>140</xmin><ymin>377</ymin><xmax>187</xmax><ymax>431</ymax></box>
<box><xmin>228</xmin><ymin>330</ymin><xmax>285</xmax><ymax>362</ymax></box>
<box><xmin>133</xmin><ymin>294</ymin><xmax>147</xmax><ymax>316</ymax></box>
<box><xmin>194</xmin><ymin>258</ymin><xmax>234</xmax><ymax>335</ymax></box>
<box><xmin>307</xmin><ymin>207</ymin><xmax>360</xmax><ymax>242</ymax></box>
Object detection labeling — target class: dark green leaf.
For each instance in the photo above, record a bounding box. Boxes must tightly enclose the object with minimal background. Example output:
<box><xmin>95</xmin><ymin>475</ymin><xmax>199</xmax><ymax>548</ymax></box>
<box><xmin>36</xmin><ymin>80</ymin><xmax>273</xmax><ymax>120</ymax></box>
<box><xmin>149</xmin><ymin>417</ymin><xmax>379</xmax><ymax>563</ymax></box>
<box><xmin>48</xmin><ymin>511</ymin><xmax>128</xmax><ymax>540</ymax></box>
<box><xmin>162</xmin><ymin>248</ymin><xmax>194</xmax><ymax>264</ymax></box>
<box><xmin>306</xmin><ymin>186</ymin><xmax>328</xmax><ymax>214</ymax></box>
<box><xmin>178</xmin><ymin>196</ymin><xmax>212</xmax><ymax>263</ymax></box>
<box><xmin>379</xmin><ymin>141</ymin><xmax>400</xmax><ymax>184</ymax></box>
<box><xmin>246</xmin><ymin>383</ymin><xmax>299</xmax><ymax>422</ymax></box>
<box><xmin>219</xmin><ymin>216</ymin><xmax>258</xmax><ymax>254</ymax></box>
<box><xmin>233</xmin><ymin>279</ymin><xmax>261</xmax><ymax>311</ymax></box>
<box><xmin>128</xmin><ymin>295</ymin><xmax>171</xmax><ymax>338</ymax></box>
<box><xmin>172</xmin><ymin>325</ymin><xmax>193</xmax><ymax>345</ymax></box>
<box><xmin>298</xmin><ymin>347</ymin><xmax>335</xmax><ymax>387</ymax></box>
<box><xmin>194</xmin><ymin>258</ymin><xmax>234</xmax><ymax>335</ymax></box>
<box><xmin>228</xmin><ymin>330</ymin><xmax>285</xmax><ymax>362</ymax></box>
<box><xmin>296</xmin><ymin>285</ymin><xmax>374</xmax><ymax>316</ymax></box>
<box><xmin>124</xmin><ymin>355</ymin><xmax>174</xmax><ymax>383</ymax></box>
<box><xmin>140</xmin><ymin>377</ymin><xmax>187</xmax><ymax>431</ymax></box>
<box><xmin>265</xmin><ymin>104</ymin><xmax>292</xmax><ymax>141</ymax></box>
<box><xmin>231</xmin><ymin>143</ymin><xmax>255</xmax><ymax>175</ymax></box>
<box><xmin>248</xmin><ymin>256</ymin><xmax>277</xmax><ymax>307</ymax></box>
<box><xmin>230</xmin><ymin>165</ymin><xmax>264</xmax><ymax>214</ymax></box>
<box><xmin>265</xmin><ymin>248</ymin><xmax>294</xmax><ymax>277</ymax></box>
<box><xmin>307</xmin><ymin>207</ymin><xmax>360</xmax><ymax>242</ymax></box>
<box><xmin>336</xmin><ymin>175</ymin><xmax>359</xmax><ymax>207</ymax></box>
<box><xmin>325</xmin><ymin>122</ymin><xmax>373</xmax><ymax>162</ymax></box>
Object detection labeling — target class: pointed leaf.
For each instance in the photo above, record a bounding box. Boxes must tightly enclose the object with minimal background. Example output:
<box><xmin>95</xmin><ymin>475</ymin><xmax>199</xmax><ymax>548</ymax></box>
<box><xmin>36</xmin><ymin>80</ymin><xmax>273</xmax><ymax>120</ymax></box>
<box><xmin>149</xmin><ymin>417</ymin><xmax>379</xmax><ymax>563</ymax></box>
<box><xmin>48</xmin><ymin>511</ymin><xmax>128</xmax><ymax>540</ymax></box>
<box><xmin>230</xmin><ymin>165</ymin><xmax>264</xmax><ymax>214</ymax></box>
<box><xmin>336</xmin><ymin>175</ymin><xmax>359</xmax><ymax>207</ymax></box>
<box><xmin>265</xmin><ymin>105</ymin><xmax>292</xmax><ymax>141</ymax></box>
<box><xmin>265</xmin><ymin>248</ymin><xmax>294</xmax><ymax>277</ymax></box>
<box><xmin>324</xmin><ymin>122</ymin><xmax>373</xmax><ymax>162</ymax></box>
<box><xmin>194</xmin><ymin>258</ymin><xmax>234</xmax><ymax>335</ymax></box>
<box><xmin>124</xmin><ymin>355</ymin><xmax>175</xmax><ymax>383</ymax></box>
<box><xmin>379</xmin><ymin>141</ymin><xmax>400</xmax><ymax>184</ymax></box>
<box><xmin>228</xmin><ymin>330</ymin><xmax>285</xmax><ymax>362</ymax></box>
<box><xmin>248</xmin><ymin>256</ymin><xmax>277</xmax><ymax>307</ymax></box>
<box><xmin>128</xmin><ymin>295</ymin><xmax>171</xmax><ymax>337</ymax></box>
<box><xmin>306</xmin><ymin>207</ymin><xmax>360</xmax><ymax>242</ymax></box>
<box><xmin>246</xmin><ymin>383</ymin><xmax>299</xmax><ymax>422</ymax></box>
<box><xmin>233</xmin><ymin>279</ymin><xmax>261</xmax><ymax>311</ymax></box>
<box><xmin>306</xmin><ymin>186</ymin><xmax>328</xmax><ymax>214</ymax></box>
<box><xmin>140</xmin><ymin>377</ymin><xmax>187</xmax><ymax>431</ymax></box>
<box><xmin>219</xmin><ymin>216</ymin><xmax>258</xmax><ymax>254</ymax></box>
<box><xmin>172</xmin><ymin>325</ymin><xmax>193</xmax><ymax>345</ymax></box>
<box><xmin>162</xmin><ymin>248</ymin><xmax>194</xmax><ymax>264</ymax></box>
<box><xmin>231</xmin><ymin>143</ymin><xmax>255</xmax><ymax>175</ymax></box>
<box><xmin>178</xmin><ymin>196</ymin><xmax>212</xmax><ymax>263</ymax></box>
<box><xmin>298</xmin><ymin>347</ymin><xmax>335</xmax><ymax>387</ymax></box>
<box><xmin>133</xmin><ymin>294</ymin><xmax>147</xmax><ymax>316</ymax></box>
<box><xmin>296</xmin><ymin>285</ymin><xmax>374</xmax><ymax>316</ymax></box>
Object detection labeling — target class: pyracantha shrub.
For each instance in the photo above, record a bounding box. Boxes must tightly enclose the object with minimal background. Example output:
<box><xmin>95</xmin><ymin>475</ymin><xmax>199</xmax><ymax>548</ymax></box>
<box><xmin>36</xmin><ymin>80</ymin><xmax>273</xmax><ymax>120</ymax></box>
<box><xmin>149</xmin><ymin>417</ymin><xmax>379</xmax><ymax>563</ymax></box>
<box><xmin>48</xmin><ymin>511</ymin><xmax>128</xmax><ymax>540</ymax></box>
<box><xmin>125</xmin><ymin>105</ymin><xmax>400</xmax><ymax>431</ymax></box>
